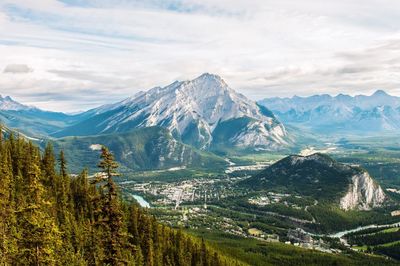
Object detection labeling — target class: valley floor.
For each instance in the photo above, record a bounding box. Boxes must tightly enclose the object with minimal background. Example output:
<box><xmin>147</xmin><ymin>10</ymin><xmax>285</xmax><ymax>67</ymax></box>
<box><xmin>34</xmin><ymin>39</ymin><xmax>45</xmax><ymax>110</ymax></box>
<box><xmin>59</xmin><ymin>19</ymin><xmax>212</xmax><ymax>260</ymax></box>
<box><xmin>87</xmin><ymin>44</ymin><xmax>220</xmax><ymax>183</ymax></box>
<box><xmin>114</xmin><ymin>134</ymin><xmax>400</xmax><ymax>264</ymax></box>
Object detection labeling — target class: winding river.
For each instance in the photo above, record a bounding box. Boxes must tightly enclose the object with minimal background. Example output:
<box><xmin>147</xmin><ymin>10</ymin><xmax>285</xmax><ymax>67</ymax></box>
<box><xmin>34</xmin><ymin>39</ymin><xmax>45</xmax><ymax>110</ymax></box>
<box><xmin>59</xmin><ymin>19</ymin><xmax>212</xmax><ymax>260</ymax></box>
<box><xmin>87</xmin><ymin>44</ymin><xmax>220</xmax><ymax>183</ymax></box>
<box><xmin>325</xmin><ymin>222</ymin><xmax>400</xmax><ymax>238</ymax></box>
<box><xmin>131</xmin><ymin>194</ymin><xmax>151</xmax><ymax>208</ymax></box>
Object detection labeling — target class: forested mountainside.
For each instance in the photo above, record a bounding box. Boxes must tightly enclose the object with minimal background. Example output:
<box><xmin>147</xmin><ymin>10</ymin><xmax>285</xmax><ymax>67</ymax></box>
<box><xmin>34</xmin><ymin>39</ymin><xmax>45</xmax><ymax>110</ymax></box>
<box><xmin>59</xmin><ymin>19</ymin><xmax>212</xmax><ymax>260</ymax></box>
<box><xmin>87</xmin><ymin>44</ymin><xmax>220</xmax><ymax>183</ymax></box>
<box><xmin>240</xmin><ymin>153</ymin><xmax>386</xmax><ymax>209</ymax></box>
<box><xmin>0</xmin><ymin>129</ymin><xmax>238</xmax><ymax>266</ymax></box>
<box><xmin>52</xmin><ymin>127</ymin><xmax>227</xmax><ymax>172</ymax></box>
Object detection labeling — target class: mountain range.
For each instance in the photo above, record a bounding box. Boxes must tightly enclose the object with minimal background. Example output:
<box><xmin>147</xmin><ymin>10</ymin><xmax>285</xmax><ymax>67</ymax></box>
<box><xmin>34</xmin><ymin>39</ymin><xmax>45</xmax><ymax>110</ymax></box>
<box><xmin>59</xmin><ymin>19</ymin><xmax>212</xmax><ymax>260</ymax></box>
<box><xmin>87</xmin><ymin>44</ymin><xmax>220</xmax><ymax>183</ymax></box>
<box><xmin>3</xmin><ymin>76</ymin><xmax>400</xmax><ymax>173</ymax></box>
<box><xmin>0</xmin><ymin>73</ymin><xmax>289</xmax><ymax>171</ymax></box>
<box><xmin>0</xmin><ymin>95</ymin><xmax>90</xmax><ymax>137</ymax></box>
<box><xmin>259</xmin><ymin>90</ymin><xmax>400</xmax><ymax>134</ymax></box>
<box><xmin>1</xmin><ymin>77</ymin><xmax>392</xmax><ymax>214</ymax></box>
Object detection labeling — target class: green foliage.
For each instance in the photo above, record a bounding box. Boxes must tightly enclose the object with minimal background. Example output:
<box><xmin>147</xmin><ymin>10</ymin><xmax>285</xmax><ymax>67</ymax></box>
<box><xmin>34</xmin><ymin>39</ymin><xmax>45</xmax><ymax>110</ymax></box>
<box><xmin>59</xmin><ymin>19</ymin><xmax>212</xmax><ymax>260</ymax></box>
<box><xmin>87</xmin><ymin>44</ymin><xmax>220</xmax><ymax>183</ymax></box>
<box><xmin>343</xmin><ymin>226</ymin><xmax>400</xmax><ymax>260</ymax></box>
<box><xmin>52</xmin><ymin>126</ymin><xmax>227</xmax><ymax>173</ymax></box>
<box><xmin>240</xmin><ymin>153</ymin><xmax>359</xmax><ymax>202</ymax></box>
<box><xmin>306</xmin><ymin>204</ymin><xmax>400</xmax><ymax>233</ymax></box>
<box><xmin>374</xmin><ymin>243</ymin><xmax>400</xmax><ymax>260</ymax></box>
<box><xmin>189</xmin><ymin>229</ymin><xmax>398</xmax><ymax>266</ymax></box>
<box><xmin>0</xmin><ymin>131</ymin><xmax>234</xmax><ymax>265</ymax></box>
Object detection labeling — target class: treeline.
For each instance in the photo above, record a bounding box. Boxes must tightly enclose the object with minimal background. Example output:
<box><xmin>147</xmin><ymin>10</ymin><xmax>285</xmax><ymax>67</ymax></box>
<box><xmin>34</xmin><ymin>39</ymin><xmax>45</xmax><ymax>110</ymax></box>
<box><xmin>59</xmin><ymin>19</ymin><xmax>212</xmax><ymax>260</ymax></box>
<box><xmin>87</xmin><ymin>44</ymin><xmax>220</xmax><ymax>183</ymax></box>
<box><xmin>348</xmin><ymin>229</ymin><xmax>400</xmax><ymax>246</ymax></box>
<box><xmin>374</xmin><ymin>243</ymin><xmax>400</xmax><ymax>261</ymax></box>
<box><xmin>0</xmin><ymin>131</ymin><xmax>238</xmax><ymax>265</ymax></box>
<box><xmin>345</xmin><ymin>227</ymin><xmax>392</xmax><ymax>237</ymax></box>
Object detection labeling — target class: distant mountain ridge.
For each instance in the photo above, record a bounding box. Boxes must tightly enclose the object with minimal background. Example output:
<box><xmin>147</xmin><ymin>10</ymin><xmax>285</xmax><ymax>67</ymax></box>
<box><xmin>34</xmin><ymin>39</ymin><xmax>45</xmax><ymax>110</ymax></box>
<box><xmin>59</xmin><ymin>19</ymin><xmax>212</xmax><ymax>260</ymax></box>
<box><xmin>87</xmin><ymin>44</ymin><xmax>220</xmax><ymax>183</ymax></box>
<box><xmin>54</xmin><ymin>73</ymin><xmax>289</xmax><ymax>151</ymax></box>
<box><xmin>259</xmin><ymin>90</ymin><xmax>400</xmax><ymax>134</ymax></box>
<box><xmin>0</xmin><ymin>95</ymin><xmax>35</xmax><ymax>111</ymax></box>
<box><xmin>0</xmin><ymin>95</ymin><xmax>91</xmax><ymax>137</ymax></box>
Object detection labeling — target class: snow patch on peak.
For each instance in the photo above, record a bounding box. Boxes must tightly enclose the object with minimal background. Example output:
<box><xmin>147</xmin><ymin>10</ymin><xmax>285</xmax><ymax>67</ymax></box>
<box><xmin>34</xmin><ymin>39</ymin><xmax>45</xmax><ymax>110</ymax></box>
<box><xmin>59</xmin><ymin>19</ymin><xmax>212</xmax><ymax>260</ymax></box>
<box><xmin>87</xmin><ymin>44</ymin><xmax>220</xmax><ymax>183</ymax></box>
<box><xmin>231</xmin><ymin>121</ymin><xmax>287</xmax><ymax>148</ymax></box>
<box><xmin>0</xmin><ymin>95</ymin><xmax>33</xmax><ymax>111</ymax></box>
<box><xmin>62</xmin><ymin>74</ymin><xmax>288</xmax><ymax>150</ymax></box>
<box><xmin>196</xmin><ymin>72</ymin><xmax>224</xmax><ymax>81</ymax></box>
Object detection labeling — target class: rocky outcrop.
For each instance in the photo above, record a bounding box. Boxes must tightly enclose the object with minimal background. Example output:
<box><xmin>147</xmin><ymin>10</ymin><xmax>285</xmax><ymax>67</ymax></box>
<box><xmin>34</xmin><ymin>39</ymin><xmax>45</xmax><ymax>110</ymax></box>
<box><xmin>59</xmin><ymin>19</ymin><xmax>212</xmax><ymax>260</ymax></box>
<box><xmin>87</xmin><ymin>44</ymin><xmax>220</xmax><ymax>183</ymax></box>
<box><xmin>340</xmin><ymin>172</ymin><xmax>386</xmax><ymax>211</ymax></box>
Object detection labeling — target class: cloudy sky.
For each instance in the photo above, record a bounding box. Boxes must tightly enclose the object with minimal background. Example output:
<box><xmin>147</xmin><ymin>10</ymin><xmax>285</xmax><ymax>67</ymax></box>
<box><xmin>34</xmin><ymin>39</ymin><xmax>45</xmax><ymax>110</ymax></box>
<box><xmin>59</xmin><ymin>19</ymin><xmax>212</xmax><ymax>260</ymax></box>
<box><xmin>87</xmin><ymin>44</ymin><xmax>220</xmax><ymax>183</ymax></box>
<box><xmin>1</xmin><ymin>0</ymin><xmax>400</xmax><ymax>112</ymax></box>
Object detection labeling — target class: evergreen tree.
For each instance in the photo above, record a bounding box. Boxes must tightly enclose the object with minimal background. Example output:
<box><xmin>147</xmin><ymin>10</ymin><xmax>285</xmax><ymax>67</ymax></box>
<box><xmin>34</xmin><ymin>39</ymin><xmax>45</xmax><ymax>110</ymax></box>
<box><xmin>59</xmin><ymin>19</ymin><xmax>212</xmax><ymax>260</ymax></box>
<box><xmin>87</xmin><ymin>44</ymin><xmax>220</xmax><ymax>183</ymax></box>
<box><xmin>98</xmin><ymin>146</ymin><xmax>125</xmax><ymax>265</ymax></box>
<box><xmin>16</xmin><ymin>143</ymin><xmax>61</xmax><ymax>265</ymax></box>
<box><xmin>0</xmin><ymin>132</ymin><xmax>232</xmax><ymax>266</ymax></box>
<box><xmin>0</xmin><ymin>139</ymin><xmax>17</xmax><ymax>264</ymax></box>
<box><xmin>41</xmin><ymin>142</ymin><xmax>56</xmax><ymax>191</ymax></box>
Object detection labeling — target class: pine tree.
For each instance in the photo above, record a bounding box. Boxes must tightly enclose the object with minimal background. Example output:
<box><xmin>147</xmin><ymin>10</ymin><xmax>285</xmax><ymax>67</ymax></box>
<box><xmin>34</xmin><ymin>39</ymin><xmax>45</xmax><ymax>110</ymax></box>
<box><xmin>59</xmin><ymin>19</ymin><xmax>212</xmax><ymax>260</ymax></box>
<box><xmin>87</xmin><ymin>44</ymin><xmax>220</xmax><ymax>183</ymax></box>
<box><xmin>42</xmin><ymin>142</ymin><xmax>57</xmax><ymax>191</ymax></box>
<box><xmin>59</xmin><ymin>150</ymin><xmax>68</xmax><ymax>179</ymax></box>
<box><xmin>0</xmin><ymin>132</ymin><xmax>232</xmax><ymax>266</ymax></box>
<box><xmin>0</xmin><ymin>138</ymin><xmax>17</xmax><ymax>264</ymax></box>
<box><xmin>98</xmin><ymin>146</ymin><xmax>125</xmax><ymax>266</ymax></box>
<box><xmin>128</xmin><ymin>205</ymin><xmax>140</xmax><ymax>246</ymax></box>
<box><xmin>56</xmin><ymin>150</ymin><xmax>72</xmax><ymax>226</ymax></box>
<box><xmin>16</xmin><ymin>143</ymin><xmax>61</xmax><ymax>265</ymax></box>
<box><xmin>201</xmin><ymin>238</ymin><xmax>209</xmax><ymax>266</ymax></box>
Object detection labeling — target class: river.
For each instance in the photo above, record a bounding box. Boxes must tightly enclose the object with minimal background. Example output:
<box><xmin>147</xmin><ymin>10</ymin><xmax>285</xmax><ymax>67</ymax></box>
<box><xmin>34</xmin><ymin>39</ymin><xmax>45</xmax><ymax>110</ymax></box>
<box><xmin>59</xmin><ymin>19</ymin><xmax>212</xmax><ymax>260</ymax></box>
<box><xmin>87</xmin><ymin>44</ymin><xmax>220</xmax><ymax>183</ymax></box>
<box><xmin>131</xmin><ymin>194</ymin><xmax>151</xmax><ymax>208</ymax></box>
<box><xmin>325</xmin><ymin>221</ymin><xmax>400</xmax><ymax>238</ymax></box>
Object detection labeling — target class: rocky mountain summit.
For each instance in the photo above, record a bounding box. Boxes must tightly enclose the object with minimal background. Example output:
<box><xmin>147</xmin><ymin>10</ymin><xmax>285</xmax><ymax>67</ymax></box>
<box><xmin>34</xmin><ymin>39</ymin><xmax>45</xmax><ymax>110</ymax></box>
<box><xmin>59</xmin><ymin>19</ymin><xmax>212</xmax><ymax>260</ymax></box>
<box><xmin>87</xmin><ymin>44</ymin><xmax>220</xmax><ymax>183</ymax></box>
<box><xmin>55</xmin><ymin>73</ymin><xmax>288</xmax><ymax>151</ymax></box>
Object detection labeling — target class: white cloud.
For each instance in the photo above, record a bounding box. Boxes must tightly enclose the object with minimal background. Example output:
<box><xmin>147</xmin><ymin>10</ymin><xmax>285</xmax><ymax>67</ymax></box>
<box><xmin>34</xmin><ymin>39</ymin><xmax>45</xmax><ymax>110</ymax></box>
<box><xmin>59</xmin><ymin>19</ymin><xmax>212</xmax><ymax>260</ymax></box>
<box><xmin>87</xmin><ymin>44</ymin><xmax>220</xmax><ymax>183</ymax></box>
<box><xmin>0</xmin><ymin>0</ymin><xmax>399</xmax><ymax>111</ymax></box>
<box><xmin>3</xmin><ymin>64</ymin><xmax>33</xmax><ymax>73</ymax></box>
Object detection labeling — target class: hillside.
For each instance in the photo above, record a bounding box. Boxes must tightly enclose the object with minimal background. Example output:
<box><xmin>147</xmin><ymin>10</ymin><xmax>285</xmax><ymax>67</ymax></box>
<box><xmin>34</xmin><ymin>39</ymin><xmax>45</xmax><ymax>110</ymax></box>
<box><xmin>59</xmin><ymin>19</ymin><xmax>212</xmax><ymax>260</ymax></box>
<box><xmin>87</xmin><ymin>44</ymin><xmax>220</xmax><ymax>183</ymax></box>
<box><xmin>240</xmin><ymin>153</ymin><xmax>386</xmax><ymax>209</ymax></box>
<box><xmin>0</xmin><ymin>132</ymin><xmax>238</xmax><ymax>265</ymax></box>
<box><xmin>0</xmin><ymin>95</ymin><xmax>89</xmax><ymax>137</ymax></box>
<box><xmin>52</xmin><ymin>126</ymin><xmax>227</xmax><ymax>172</ymax></box>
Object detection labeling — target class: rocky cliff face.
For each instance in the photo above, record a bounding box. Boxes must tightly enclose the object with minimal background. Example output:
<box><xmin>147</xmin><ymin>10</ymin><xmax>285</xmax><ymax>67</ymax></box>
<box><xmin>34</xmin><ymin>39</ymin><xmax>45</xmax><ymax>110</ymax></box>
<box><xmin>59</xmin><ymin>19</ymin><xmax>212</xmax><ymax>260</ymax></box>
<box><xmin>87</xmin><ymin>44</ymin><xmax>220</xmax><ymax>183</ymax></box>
<box><xmin>340</xmin><ymin>172</ymin><xmax>386</xmax><ymax>210</ymax></box>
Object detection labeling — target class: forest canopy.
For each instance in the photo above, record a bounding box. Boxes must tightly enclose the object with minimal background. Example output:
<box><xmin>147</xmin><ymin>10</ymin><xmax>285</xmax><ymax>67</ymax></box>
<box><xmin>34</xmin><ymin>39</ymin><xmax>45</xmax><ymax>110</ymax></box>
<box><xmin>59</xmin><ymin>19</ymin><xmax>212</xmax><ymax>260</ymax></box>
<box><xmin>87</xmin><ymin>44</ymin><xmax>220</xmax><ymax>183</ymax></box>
<box><xmin>0</xmin><ymin>130</ymin><xmax>238</xmax><ymax>266</ymax></box>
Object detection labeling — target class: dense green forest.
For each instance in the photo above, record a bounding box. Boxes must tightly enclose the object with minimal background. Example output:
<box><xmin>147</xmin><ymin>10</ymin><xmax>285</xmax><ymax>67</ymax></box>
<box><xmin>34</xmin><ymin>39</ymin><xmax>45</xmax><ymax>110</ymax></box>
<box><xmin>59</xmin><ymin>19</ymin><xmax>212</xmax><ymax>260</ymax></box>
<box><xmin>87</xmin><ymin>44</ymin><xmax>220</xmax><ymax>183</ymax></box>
<box><xmin>348</xmin><ymin>229</ymin><xmax>400</xmax><ymax>246</ymax></box>
<box><xmin>189</xmin><ymin>230</ymin><xmax>399</xmax><ymax>266</ymax></box>
<box><xmin>0</xmin><ymin>131</ymin><xmax>237</xmax><ymax>265</ymax></box>
<box><xmin>374</xmin><ymin>244</ymin><xmax>400</xmax><ymax>261</ymax></box>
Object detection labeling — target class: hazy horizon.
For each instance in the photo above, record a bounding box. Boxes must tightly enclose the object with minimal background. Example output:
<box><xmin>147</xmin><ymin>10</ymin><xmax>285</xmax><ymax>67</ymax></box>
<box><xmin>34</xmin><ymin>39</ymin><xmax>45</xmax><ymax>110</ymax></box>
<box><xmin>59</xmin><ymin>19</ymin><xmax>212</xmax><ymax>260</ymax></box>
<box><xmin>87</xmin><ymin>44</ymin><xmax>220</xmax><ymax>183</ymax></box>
<box><xmin>1</xmin><ymin>73</ymin><xmax>397</xmax><ymax>113</ymax></box>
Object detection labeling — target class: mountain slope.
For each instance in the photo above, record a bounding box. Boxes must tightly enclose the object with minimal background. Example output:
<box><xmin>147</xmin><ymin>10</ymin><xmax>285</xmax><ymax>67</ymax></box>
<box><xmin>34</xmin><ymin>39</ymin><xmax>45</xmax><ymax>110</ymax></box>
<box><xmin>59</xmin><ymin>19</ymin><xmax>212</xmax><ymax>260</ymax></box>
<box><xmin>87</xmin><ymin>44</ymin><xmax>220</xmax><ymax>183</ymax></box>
<box><xmin>0</xmin><ymin>95</ymin><xmax>33</xmax><ymax>111</ymax></box>
<box><xmin>0</xmin><ymin>133</ymin><xmax>237</xmax><ymax>266</ymax></box>
<box><xmin>52</xmin><ymin>126</ymin><xmax>227</xmax><ymax>172</ymax></box>
<box><xmin>259</xmin><ymin>90</ymin><xmax>400</xmax><ymax>134</ymax></box>
<box><xmin>54</xmin><ymin>73</ymin><xmax>288</xmax><ymax>151</ymax></box>
<box><xmin>240</xmin><ymin>153</ymin><xmax>386</xmax><ymax>210</ymax></box>
<box><xmin>0</xmin><ymin>95</ymin><xmax>88</xmax><ymax>136</ymax></box>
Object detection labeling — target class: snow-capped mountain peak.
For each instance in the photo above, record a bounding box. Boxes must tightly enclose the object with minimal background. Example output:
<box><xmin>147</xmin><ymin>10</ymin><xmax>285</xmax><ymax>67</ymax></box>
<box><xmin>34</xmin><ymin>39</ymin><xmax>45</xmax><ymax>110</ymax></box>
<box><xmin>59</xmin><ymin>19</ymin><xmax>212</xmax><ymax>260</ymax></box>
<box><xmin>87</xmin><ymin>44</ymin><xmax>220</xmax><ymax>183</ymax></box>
<box><xmin>0</xmin><ymin>95</ymin><xmax>33</xmax><ymax>111</ymax></box>
<box><xmin>55</xmin><ymin>74</ymin><xmax>289</xmax><ymax>151</ymax></box>
<box><xmin>259</xmin><ymin>90</ymin><xmax>400</xmax><ymax>134</ymax></box>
